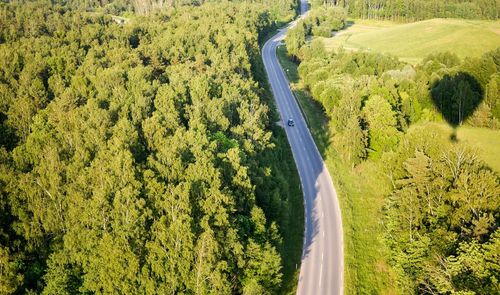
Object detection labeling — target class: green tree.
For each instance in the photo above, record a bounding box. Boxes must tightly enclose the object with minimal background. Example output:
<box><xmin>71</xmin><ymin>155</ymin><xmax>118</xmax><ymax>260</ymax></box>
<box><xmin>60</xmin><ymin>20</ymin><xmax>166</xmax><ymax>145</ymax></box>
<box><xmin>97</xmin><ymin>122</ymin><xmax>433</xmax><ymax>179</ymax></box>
<box><xmin>363</xmin><ymin>95</ymin><xmax>400</xmax><ymax>158</ymax></box>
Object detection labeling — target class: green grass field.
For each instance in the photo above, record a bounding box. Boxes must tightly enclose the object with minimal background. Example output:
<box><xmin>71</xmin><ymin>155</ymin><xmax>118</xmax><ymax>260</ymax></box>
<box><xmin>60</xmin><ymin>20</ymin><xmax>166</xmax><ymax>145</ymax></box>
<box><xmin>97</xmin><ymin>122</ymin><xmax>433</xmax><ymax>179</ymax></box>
<box><xmin>427</xmin><ymin>122</ymin><xmax>500</xmax><ymax>173</ymax></box>
<box><xmin>321</xmin><ymin>18</ymin><xmax>500</xmax><ymax>64</ymax></box>
<box><xmin>458</xmin><ymin>127</ymin><xmax>500</xmax><ymax>173</ymax></box>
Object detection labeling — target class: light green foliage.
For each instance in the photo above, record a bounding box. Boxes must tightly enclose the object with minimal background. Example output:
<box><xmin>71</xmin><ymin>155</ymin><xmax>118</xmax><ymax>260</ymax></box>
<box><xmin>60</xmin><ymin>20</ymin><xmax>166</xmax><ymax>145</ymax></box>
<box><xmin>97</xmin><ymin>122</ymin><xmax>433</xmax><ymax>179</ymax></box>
<box><xmin>486</xmin><ymin>75</ymin><xmax>500</xmax><ymax>119</ymax></box>
<box><xmin>329</xmin><ymin>82</ymin><xmax>367</xmax><ymax>164</ymax></box>
<box><xmin>246</xmin><ymin>0</ymin><xmax>299</xmax><ymax>22</ymax></box>
<box><xmin>297</xmin><ymin>50</ymin><xmax>406</xmax><ymax>162</ymax></box>
<box><xmin>0</xmin><ymin>0</ymin><xmax>303</xmax><ymax>293</ymax></box>
<box><xmin>242</xmin><ymin>240</ymin><xmax>283</xmax><ymax>293</ymax></box>
<box><xmin>306</xmin><ymin>6</ymin><xmax>347</xmax><ymax>35</ymax></box>
<box><xmin>385</xmin><ymin>127</ymin><xmax>500</xmax><ymax>294</ymax></box>
<box><xmin>285</xmin><ymin>22</ymin><xmax>307</xmax><ymax>60</ymax></box>
<box><xmin>363</xmin><ymin>95</ymin><xmax>400</xmax><ymax>157</ymax></box>
<box><xmin>301</xmin><ymin>38</ymin><xmax>328</xmax><ymax>61</ymax></box>
<box><xmin>285</xmin><ymin>6</ymin><xmax>347</xmax><ymax>59</ymax></box>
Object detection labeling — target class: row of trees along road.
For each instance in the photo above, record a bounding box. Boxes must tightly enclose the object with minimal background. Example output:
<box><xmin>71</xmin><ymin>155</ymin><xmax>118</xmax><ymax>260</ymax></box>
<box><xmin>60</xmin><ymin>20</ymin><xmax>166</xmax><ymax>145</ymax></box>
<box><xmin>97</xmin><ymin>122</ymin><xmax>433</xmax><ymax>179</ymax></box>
<box><xmin>286</xmin><ymin>6</ymin><xmax>499</xmax><ymax>295</ymax></box>
<box><xmin>0</xmin><ymin>0</ymin><xmax>302</xmax><ymax>293</ymax></box>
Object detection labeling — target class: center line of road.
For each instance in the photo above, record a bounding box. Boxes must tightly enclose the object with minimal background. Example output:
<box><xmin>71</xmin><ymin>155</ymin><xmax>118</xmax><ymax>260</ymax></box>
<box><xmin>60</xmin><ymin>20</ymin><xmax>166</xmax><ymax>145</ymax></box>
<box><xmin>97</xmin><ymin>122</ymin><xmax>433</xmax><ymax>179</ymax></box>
<box><xmin>262</xmin><ymin>2</ymin><xmax>344</xmax><ymax>293</ymax></box>
<box><xmin>318</xmin><ymin>260</ymin><xmax>323</xmax><ymax>289</ymax></box>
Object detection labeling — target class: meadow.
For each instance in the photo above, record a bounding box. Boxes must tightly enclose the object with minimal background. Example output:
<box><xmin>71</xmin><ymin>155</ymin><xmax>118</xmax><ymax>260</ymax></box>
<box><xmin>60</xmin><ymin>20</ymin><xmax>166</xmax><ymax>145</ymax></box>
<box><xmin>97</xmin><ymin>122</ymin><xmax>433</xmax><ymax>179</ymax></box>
<box><xmin>430</xmin><ymin>123</ymin><xmax>500</xmax><ymax>173</ymax></box>
<box><xmin>321</xmin><ymin>18</ymin><xmax>500</xmax><ymax>64</ymax></box>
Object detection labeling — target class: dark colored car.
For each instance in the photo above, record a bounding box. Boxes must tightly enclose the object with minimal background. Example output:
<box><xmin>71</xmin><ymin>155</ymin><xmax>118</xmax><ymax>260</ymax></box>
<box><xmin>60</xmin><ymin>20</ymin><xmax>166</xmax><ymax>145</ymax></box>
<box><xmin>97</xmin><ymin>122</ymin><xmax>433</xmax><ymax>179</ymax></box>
<box><xmin>287</xmin><ymin>118</ymin><xmax>295</xmax><ymax>127</ymax></box>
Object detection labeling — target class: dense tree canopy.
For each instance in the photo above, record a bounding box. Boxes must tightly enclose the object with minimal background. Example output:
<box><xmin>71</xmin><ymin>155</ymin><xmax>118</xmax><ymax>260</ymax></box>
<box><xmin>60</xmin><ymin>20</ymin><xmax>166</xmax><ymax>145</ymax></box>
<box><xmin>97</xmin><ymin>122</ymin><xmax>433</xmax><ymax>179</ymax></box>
<box><xmin>285</xmin><ymin>6</ymin><xmax>347</xmax><ymax>58</ymax></box>
<box><xmin>0</xmin><ymin>0</ymin><xmax>301</xmax><ymax>293</ymax></box>
<box><xmin>297</xmin><ymin>46</ymin><xmax>500</xmax><ymax>161</ymax></box>
<box><xmin>40</xmin><ymin>0</ymin><xmax>300</xmax><ymax>20</ymax></box>
<box><xmin>384</xmin><ymin>127</ymin><xmax>500</xmax><ymax>294</ymax></box>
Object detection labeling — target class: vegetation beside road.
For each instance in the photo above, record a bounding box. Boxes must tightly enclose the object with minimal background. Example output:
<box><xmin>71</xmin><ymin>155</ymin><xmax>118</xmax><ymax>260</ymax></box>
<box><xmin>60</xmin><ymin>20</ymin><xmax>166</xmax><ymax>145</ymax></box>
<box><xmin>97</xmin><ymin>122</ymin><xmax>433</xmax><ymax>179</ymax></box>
<box><xmin>281</xmin><ymin>5</ymin><xmax>499</xmax><ymax>294</ymax></box>
<box><xmin>278</xmin><ymin>43</ymin><xmax>396</xmax><ymax>295</ymax></box>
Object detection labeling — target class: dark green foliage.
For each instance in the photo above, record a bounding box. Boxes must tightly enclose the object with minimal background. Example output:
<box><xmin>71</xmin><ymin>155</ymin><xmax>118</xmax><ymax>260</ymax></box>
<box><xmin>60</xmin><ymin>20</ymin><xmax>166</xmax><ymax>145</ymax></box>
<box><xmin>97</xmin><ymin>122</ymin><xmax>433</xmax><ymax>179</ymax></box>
<box><xmin>431</xmin><ymin>72</ymin><xmax>484</xmax><ymax>127</ymax></box>
<box><xmin>0</xmin><ymin>0</ymin><xmax>302</xmax><ymax>293</ymax></box>
<box><xmin>314</xmin><ymin>0</ymin><xmax>499</xmax><ymax>21</ymax></box>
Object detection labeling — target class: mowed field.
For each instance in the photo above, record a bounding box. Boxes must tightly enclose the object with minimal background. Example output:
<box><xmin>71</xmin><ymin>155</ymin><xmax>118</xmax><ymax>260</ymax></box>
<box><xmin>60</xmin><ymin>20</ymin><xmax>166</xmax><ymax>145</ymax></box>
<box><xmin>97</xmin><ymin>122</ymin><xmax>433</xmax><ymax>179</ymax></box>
<box><xmin>321</xmin><ymin>18</ymin><xmax>500</xmax><ymax>64</ymax></box>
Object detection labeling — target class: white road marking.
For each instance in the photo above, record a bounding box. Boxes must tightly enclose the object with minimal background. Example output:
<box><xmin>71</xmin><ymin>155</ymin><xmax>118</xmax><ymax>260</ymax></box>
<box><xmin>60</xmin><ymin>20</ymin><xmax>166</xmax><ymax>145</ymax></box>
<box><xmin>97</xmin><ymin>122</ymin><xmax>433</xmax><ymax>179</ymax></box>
<box><xmin>261</xmin><ymin>3</ymin><xmax>344</xmax><ymax>293</ymax></box>
<box><xmin>318</xmin><ymin>261</ymin><xmax>323</xmax><ymax>289</ymax></box>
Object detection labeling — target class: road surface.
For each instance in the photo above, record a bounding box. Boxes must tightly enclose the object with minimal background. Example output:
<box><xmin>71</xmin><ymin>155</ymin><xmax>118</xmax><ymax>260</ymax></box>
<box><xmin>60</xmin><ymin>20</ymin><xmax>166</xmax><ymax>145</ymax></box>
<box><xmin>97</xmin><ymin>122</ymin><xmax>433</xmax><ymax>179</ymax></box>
<box><xmin>261</xmin><ymin>1</ymin><xmax>344</xmax><ymax>294</ymax></box>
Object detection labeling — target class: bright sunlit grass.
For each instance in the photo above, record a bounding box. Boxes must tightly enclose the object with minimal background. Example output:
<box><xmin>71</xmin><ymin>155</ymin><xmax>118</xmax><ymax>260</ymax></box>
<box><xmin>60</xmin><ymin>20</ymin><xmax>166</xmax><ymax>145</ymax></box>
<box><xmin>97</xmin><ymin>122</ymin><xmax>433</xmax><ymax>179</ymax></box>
<box><xmin>426</xmin><ymin>122</ymin><xmax>500</xmax><ymax>173</ymax></box>
<box><xmin>320</xmin><ymin>18</ymin><xmax>500</xmax><ymax>64</ymax></box>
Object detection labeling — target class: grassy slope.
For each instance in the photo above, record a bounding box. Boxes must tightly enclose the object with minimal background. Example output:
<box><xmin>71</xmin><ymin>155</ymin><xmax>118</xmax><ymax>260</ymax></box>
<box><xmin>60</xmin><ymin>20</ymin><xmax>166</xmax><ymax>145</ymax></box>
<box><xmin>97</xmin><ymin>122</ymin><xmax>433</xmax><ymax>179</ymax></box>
<box><xmin>425</xmin><ymin>122</ymin><xmax>500</xmax><ymax>173</ymax></box>
<box><xmin>458</xmin><ymin>127</ymin><xmax>500</xmax><ymax>173</ymax></box>
<box><xmin>277</xmin><ymin>45</ymin><xmax>396</xmax><ymax>295</ymax></box>
<box><xmin>321</xmin><ymin>18</ymin><xmax>500</xmax><ymax>64</ymax></box>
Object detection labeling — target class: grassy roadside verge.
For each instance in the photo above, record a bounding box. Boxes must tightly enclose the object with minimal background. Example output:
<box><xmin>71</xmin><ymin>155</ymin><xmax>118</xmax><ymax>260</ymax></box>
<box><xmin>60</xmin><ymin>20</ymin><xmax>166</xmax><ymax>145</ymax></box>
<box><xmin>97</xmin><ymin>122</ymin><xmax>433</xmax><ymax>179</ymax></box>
<box><xmin>255</xmin><ymin>23</ymin><xmax>304</xmax><ymax>295</ymax></box>
<box><xmin>268</xmin><ymin>128</ymin><xmax>304</xmax><ymax>295</ymax></box>
<box><xmin>276</xmin><ymin>44</ymin><xmax>396</xmax><ymax>294</ymax></box>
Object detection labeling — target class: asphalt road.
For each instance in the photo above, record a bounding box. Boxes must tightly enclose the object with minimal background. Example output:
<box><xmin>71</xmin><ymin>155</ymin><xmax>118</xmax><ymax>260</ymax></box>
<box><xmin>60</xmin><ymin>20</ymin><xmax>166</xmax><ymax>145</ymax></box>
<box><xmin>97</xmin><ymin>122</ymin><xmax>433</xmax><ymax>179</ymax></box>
<box><xmin>261</xmin><ymin>1</ymin><xmax>344</xmax><ymax>294</ymax></box>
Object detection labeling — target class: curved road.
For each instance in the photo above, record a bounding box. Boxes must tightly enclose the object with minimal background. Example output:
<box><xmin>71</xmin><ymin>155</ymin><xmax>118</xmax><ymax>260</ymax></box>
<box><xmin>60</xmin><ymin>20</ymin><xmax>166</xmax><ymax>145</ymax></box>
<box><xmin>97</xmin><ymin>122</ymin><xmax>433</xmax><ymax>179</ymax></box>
<box><xmin>262</xmin><ymin>1</ymin><xmax>344</xmax><ymax>294</ymax></box>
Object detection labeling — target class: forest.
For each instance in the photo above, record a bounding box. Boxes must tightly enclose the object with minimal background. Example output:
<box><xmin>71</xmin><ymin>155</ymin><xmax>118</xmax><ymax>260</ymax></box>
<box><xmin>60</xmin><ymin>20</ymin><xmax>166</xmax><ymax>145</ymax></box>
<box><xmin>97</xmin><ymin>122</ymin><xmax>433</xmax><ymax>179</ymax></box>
<box><xmin>311</xmin><ymin>0</ymin><xmax>499</xmax><ymax>21</ymax></box>
<box><xmin>0</xmin><ymin>0</ymin><xmax>303</xmax><ymax>294</ymax></box>
<box><xmin>285</xmin><ymin>6</ymin><xmax>499</xmax><ymax>295</ymax></box>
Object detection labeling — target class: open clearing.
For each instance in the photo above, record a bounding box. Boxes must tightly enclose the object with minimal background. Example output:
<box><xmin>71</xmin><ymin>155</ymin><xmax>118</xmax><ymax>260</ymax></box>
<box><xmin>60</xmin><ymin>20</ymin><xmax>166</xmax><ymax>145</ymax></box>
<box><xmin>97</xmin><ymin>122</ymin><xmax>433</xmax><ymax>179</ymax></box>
<box><xmin>413</xmin><ymin>122</ymin><xmax>500</xmax><ymax>173</ymax></box>
<box><xmin>320</xmin><ymin>18</ymin><xmax>500</xmax><ymax>64</ymax></box>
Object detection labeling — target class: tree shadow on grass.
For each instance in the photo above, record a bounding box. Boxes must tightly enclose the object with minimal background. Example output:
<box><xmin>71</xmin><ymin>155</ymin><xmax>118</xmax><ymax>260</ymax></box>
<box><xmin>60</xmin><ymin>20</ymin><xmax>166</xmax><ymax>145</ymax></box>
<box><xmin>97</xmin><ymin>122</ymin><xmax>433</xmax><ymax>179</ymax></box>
<box><xmin>431</xmin><ymin>72</ymin><xmax>484</xmax><ymax>141</ymax></box>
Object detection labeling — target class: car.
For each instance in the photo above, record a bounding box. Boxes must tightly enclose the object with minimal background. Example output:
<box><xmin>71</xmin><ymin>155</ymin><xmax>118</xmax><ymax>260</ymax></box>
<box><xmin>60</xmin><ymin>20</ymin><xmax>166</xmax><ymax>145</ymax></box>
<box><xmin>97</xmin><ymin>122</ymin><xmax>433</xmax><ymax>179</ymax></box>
<box><xmin>287</xmin><ymin>118</ymin><xmax>295</xmax><ymax>127</ymax></box>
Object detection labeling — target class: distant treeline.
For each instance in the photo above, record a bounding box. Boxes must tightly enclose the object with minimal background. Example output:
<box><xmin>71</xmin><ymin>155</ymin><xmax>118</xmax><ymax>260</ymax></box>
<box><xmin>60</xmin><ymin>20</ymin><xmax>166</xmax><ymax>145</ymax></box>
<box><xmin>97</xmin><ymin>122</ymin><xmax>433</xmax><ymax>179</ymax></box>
<box><xmin>311</xmin><ymin>0</ymin><xmax>499</xmax><ymax>20</ymax></box>
<box><xmin>131</xmin><ymin>0</ymin><xmax>298</xmax><ymax>20</ymax></box>
<box><xmin>0</xmin><ymin>0</ymin><xmax>301</xmax><ymax>293</ymax></box>
<box><xmin>37</xmin><ymin>0</ymin><xmax>299</xmax><ymax>20</ymax></box>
